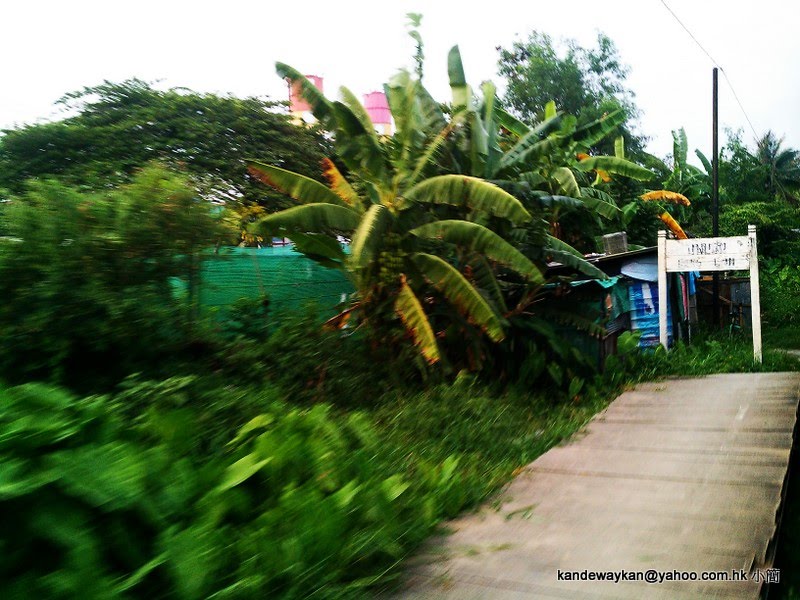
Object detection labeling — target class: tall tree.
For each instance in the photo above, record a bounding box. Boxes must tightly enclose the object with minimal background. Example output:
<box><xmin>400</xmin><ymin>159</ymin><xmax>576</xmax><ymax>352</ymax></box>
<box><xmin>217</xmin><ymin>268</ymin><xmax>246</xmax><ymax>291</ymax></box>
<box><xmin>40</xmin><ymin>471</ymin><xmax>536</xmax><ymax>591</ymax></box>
<box><xmin>755</xmin><ymin>130</ymin><xmax>800</xmax><ymax>203</ymax></box>
<box><xmin>716</xmin><ymin>129</ymin><xmax>800</xmax><ymax>257</ymax></box>
<box><xmin>0</xmin><ymin>80</ymin><xmax>329</xmax><ymax>212</ymax></box>
<box><xmin>497</xmin><ymin>31</ymin><xmax>644</xmax><ymax>156</ymax></box>
<box><xmin>718</xmin><ymin>129</ymin><xmax>769</xmax><ymax>205</ymax></box>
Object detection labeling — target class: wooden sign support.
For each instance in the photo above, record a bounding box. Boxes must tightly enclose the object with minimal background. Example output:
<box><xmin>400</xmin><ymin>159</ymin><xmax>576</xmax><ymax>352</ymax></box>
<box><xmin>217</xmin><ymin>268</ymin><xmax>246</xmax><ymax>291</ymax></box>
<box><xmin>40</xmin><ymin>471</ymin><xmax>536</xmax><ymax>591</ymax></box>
<box><xmin>658</xmin><ymin>225</ymin><xmax>762</xmax><ymax>363</ymax></box>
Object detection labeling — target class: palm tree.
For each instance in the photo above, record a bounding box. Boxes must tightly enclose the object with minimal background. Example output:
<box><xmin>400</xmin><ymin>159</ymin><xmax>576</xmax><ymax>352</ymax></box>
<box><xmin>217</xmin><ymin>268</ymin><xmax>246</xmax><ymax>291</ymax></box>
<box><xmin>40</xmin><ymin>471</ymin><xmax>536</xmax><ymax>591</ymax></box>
<box><xmin>755</xmin><ymin>130</ymin><xmax>800</xmax><ymax>203</ymax></box>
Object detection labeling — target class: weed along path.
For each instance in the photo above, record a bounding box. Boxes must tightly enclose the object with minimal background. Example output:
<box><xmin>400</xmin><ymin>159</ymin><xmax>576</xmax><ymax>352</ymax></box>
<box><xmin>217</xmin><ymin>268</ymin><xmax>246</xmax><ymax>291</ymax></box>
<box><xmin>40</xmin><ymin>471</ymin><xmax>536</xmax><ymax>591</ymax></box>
<box><xmin>394</xmin><ymin>373</ymin><xmax>800</xmax><ymax>599</ymax></box>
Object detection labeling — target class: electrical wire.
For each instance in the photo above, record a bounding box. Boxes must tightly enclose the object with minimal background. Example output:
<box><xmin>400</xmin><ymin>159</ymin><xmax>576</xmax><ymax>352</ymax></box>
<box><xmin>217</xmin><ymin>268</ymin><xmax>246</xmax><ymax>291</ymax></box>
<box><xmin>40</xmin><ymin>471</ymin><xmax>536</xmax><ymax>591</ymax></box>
<box><xmin>658</xmin><ymin>0</ymin><xmax>759</xmax><ymax>141</ymax></box>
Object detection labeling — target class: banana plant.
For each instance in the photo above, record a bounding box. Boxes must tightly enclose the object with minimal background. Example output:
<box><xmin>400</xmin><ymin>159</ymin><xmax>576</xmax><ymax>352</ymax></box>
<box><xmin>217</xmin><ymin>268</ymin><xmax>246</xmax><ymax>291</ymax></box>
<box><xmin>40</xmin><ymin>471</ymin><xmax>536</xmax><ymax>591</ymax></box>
<box><xmin>639</xmin><ymin>128</ymin><xmax>711</xmax><ymax>237</ymax></box>
<box><xmin>248</xmin><ymin>62</ymin><xmax>544</xmax><ymax>368</ymax></box>
<box><xmin>438</xmin><ymin>47</ymin><xmax>653</xmax><ymax>268</ymax></box>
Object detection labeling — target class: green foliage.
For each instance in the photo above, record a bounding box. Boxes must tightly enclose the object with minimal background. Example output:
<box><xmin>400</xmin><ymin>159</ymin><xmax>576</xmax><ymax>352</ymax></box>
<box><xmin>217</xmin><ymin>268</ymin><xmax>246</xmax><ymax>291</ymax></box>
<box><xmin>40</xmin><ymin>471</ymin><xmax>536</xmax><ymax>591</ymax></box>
<box><xmin>251</xmin><ymin>55</ymin><xmax>544</xmax><ymax>371</ymax></box>
<box><xmin>719</xmin><ymin>128</ymin><xmax>800</xmax><ymax>208</ymax></box>
<box><xmin>755</xmin><ymin>130</ymin><xmax>800</xmax><ymax>203</ymax></box>
<box><xmin>497</xmin><ymin>31</ymin><xmax>643</xmax><ymax>156</ymax></box>
<box><xmin>489</xmin><ymin>304</ymin><xmax>603</xmax><ymax>392</ymax></box>
<box><xmin>712</xmin><ymin>130</ymin><xmax>800</xmax><ymax>261</ymax></box>
<box><xmin>111</xmin><ymin>375</ymin><xmax>287</xmax><ymax>459</ymax></box>
<box><xmin>3</xmin><ymin>369</ymin><xmax>617</xmax><ymax>599</ymax></box>
<box><xmin>718</xmin><ymin>129</ymin><xmax>771</xmax><ymax>206</ymax></box>
<box><xmin>256</xmin><ymin>310</ymin><xmax>419</xmax><ymax>407</ymax></box>
<box><xmin>610</xmin><ymin>332</ymin><xmax>800</xmax><ymax>381</ymax></box>
<box><xmin>0</xmin><ymin>383</ymin><xmax>205</xmax><ymax>599</ymax></box>
<box><xmin>486</xmin><ymin>100</ymin><xmax>653</xmax><ymax>253</ymax></box>
<box><xmin>184</xmin><ymin>403</ymin><xmax>460</xmax><ymax>598</ymax></box>
<box><xmin>225</xmin><ymin>295</ymin><xmax>272</xmax><ymax>341</ymax></box>
<box><xmin>719</xmin><ymin>202</ymin><xmax>800</xmax><ymax>258</ymax></box>
<box><xmin>0</xmin><ymin>166</ymin><xmax>223</xmax><ymax>389</ymax></box>
<box><xmin>374</xmin><ymin>377</ymin><xmax>615</xmax><ymax>510</ymax></box>
<box><xmin>761</xmin><ymin>259</ymin><xmax>800</xmax><ymax>330</ymax></box>
<box><xmin>0</xmin><ymin>79</ymin><xmax>329</xmax><ymax>219</ymax></box>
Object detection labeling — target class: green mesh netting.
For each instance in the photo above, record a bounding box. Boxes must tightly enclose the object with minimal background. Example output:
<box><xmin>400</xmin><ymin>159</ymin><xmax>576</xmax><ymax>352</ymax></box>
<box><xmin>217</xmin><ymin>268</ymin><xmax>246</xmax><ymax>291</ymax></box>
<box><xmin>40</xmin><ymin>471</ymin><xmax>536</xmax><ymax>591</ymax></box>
<box><xmin>196</xmin><ymin>246</ymin><xmax>353</xmax><ymax>316</ymax></box>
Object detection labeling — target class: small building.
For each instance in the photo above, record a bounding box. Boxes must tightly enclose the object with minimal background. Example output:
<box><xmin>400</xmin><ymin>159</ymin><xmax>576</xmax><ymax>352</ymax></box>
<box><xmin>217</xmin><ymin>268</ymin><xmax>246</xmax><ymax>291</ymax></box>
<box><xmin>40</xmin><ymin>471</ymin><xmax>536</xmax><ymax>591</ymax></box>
<box><xmin>544</xmin><ymin>244</ymin><xmax>702</xmax><ymax>366</ymax></box>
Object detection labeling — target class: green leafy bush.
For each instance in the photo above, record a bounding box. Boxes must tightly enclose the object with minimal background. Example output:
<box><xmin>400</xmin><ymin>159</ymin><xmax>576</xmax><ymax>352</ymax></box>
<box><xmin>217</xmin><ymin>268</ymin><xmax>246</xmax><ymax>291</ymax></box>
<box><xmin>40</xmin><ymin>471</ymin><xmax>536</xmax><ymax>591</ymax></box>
<box><xmin>170</xmin><ymin>404</ymin><xmax>458</xmax><ymax>598</ymax></box>
<box><xmin>0</xmin><ymin>383</ymin><xmax>204</xmax><ymax>599</ymax></box>
<box><xmin>762</xmin><ymin>258</ymin><xmax>800</xmax><ymax>329</ymax></box>
<box><xmin>0</xmin><ymin>166</ymin><xmax>224</xmax><ymax>389</ymax></box>
<box><xmin>256</xmin><ymin>310</ymin><xmax>420</xmax><ymax>406</ymax></box>
<box><xmin>719</xmin><ymin>202</ymin><xmax>800</xmax><ymax>258</ymax></box>
<box><xmin>112</xmin><ymin>375</ymin><xmax>296</xmax><ymax>461</ymax></box>
<box><xmin>613</xmin><ymin>331</ymin><xmax>800</xmax><ymax>380</ymax></box>
<box><xmin>0</xmin><ymin>379</ymin><xmax>474</xmax><ymax>599</ymax></box>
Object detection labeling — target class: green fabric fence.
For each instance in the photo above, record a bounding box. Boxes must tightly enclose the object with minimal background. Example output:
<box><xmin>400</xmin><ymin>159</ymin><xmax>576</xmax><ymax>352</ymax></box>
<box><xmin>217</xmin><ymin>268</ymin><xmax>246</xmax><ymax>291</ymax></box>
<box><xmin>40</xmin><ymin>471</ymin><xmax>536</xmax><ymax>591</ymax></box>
<box><xmin>193</xmin><ymin>246</ymin><xmax>353</xmax><ymax>317</ymax></box>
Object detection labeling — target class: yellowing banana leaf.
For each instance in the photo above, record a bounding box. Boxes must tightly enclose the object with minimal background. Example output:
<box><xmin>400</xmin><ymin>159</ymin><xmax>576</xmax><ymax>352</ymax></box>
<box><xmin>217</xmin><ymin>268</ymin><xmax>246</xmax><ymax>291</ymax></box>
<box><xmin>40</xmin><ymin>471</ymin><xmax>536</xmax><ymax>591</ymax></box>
<box><xmin>322</xmin><ymin>158</ymin><xmax>362</xmax><ymax>208</ymax></box>
<box><xmin>659</xmin><ymin>212</ymin><xmax>688</xmax><ymax>239</ymax></box>
<box><xmin>641</xmin><ymin>190</ymin><xmax>691</xmax><ymax>206</ymax></box>
<box><xmin>247</xmin><ymin>161</ymin><xmax>348</xmax><ymax>207</ymax></box>
<box><xmin>394</xmin><ymin>277</ymin><xmax>440</xmax><ymax>364</ymax></box>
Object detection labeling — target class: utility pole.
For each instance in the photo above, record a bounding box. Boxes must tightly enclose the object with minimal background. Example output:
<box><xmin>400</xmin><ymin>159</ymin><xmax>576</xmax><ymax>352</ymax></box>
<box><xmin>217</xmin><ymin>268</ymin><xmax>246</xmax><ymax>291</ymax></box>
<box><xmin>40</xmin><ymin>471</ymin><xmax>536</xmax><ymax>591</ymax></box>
<box><xmin>712</xmin><ymin>67</ymin><xmax>720</xmax><ymax>327</ymax></box>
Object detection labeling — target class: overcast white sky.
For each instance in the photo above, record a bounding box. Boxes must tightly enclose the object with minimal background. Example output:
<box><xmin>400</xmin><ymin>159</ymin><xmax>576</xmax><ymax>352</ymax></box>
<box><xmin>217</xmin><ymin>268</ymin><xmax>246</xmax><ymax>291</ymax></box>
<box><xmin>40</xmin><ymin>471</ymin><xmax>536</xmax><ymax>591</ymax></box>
<box><xmin>2</xmin><ymin>1</ymin><xmax>798</xmax><ymax>161</ymax></box>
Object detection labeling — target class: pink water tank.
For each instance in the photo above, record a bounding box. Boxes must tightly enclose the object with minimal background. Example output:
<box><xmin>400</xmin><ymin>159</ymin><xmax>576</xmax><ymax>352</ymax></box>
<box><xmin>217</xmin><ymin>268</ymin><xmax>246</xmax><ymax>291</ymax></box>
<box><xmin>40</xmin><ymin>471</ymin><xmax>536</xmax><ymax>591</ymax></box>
<box><xmin>289</xmin><ymin>75</ymin><xmax>323</xmax><ymax>113</ymax></box>
<box><xmin>363</xmin><ymin>91</ymin><xmax>390</xmax><ymax>125</ymax></box>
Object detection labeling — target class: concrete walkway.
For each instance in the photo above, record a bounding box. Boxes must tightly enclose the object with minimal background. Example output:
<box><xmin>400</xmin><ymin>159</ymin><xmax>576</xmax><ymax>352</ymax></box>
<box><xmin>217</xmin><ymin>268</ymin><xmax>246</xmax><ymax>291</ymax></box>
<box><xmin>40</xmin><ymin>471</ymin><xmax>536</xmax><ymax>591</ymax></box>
<box><xmin>395</xmin><ymin>373</ymin><xmax>800</xmax><ymax>599</ymax></box>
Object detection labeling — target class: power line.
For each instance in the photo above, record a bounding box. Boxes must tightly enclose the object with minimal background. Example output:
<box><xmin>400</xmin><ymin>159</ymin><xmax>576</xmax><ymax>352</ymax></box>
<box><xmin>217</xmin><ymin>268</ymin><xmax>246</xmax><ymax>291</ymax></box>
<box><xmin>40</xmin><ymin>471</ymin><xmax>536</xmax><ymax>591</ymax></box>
<box><xmin>659</xmin><ymin>0</ymin><xmax>719</xmax><ymax>66</ymax></box>
<box><xmin>658</xmin><ymin>0</ymin><xmax>759</xmax><ymax>141</ymax></box>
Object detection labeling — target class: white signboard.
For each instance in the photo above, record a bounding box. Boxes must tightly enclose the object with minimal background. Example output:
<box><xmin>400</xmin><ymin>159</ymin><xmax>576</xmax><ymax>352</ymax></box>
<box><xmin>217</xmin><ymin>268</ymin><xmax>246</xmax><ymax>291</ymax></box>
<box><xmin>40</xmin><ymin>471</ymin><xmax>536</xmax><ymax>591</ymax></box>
<box><xmin>657</xmin><ymin>226</ymin><xmax>762</xmax><ymax>363</ymax></box>
<box><xmin>664</xmin><ymin>236</ymin><xmax>751</xmax><ymax>271</ymax></box>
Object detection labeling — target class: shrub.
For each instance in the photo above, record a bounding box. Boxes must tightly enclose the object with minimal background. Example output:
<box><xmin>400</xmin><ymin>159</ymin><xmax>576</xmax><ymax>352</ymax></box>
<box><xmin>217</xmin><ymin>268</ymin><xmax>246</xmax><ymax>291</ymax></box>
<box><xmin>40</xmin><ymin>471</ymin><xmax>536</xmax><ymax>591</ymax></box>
<box><xmin>0</xmin><ymin>166</ymin><xmax>225</xmax><ymax>389</ymax></box>
<box><xmin>257</xmin><ymin>309</ymin><xmax>420</xmax><ymax>406</ymax></box>
<box><xmin>170</xmin><ymin>404</ymin><xmax>458</xmax><ymax>598</ymax></box>
<box><xmin>0</xmin><ymin>380</ymin><xmax>467</xmax><ymax>599</ymax></box>
<box><xmin>612</xmin><ymin>331</ymin><xmax>800</xmax><ymax>380</ymax></box>
<box><xmin>719</xmin><ymin>202</ymin><xmax>800</xmax><ymax>259</ymax></box>
<box><xmin>0</xmin><ymin>383</ymin><xmax>205</xmax><ymax>599</ymax></box>
<box><xmin>762</xmin><ymin>258</ymin><xmax>800</xmax><ymax>329</ymax></box>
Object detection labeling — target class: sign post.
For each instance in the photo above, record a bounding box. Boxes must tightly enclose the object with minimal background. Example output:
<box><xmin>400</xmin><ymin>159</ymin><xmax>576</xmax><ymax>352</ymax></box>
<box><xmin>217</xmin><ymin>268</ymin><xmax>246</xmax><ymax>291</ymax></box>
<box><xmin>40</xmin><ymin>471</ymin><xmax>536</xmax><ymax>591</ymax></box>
<box><xmin>749</xmin><ymin>225</ymin><xmax>762</xmax><ymax>362</ymax></box>
<box><xmin>658</xmin><ymin>231</ymin><xmax>668</xmax><ymax>349</ymax></box>
<box><xmin>657</xmin><ymin>225</ymin><xmax>762</xmax><ymax>363</ymax></box>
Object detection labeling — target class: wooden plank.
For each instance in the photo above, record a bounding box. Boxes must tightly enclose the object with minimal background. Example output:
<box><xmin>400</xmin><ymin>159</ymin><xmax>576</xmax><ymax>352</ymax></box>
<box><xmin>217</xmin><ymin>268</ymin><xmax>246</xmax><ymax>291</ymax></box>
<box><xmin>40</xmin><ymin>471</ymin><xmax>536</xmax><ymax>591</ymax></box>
<box><xmin>392</xmin><ymin>373</ymin><xmax>800</xmax><ymax>600</ymax></box>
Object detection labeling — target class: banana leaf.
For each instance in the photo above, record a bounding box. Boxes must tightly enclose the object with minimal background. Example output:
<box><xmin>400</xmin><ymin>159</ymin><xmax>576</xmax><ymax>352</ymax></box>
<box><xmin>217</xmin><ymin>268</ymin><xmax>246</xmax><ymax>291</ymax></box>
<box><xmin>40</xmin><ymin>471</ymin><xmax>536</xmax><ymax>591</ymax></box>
<box><xmin>411</xmin><ymin>220</ymin><xmax>543</xmax><ymax>283</ymax></box>
<box><xmin>250</xmin><ymin>203</ymin><xmax>360</xmax><ymax>236</ymax></box>
<box><xmin>574</xmin><ymin>156</ymin><xmax>653</xmax><ymax>181</ymax></box>
<box><xmin>405</xmin><ymin>175</ymin><xmax>531</xmax><ymax>225</ymax></box>
<box><xmin>395</xmin><ymin>278</ymin><xmax>440</xmax><ymax>363</ymax></box>
<box><xmin>412</xmin><ymin>252</ymin><xmax>505</xmax><ymax>341</ymax></box>
<box><xmin>247</xmin><ymin>161</ymin><xmax>347</xmax><ymax>207</ymax></box>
